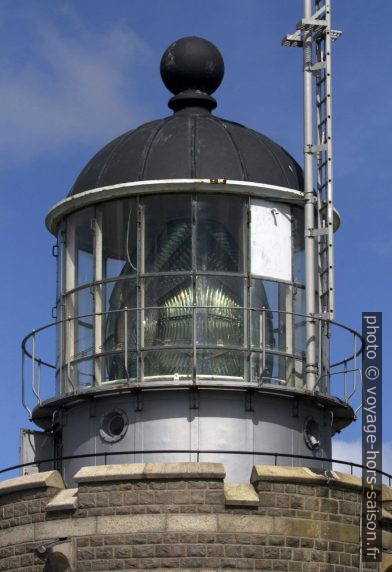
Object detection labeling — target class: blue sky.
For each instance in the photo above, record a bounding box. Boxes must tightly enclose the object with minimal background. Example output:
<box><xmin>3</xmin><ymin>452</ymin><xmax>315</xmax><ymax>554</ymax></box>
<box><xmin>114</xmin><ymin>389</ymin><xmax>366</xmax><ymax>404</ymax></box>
<box><xmin>0</xmin><ymin>0</ymin><xmax>390</xmax><ymax>477</ymax></box>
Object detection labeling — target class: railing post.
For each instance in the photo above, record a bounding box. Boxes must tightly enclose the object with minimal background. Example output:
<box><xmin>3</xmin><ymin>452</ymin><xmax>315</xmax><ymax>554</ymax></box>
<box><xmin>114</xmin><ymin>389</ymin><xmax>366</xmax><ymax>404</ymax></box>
<box><xmin>124</xmin><ymin>307</ymin><xmax>129</xmax><ymax>380</ymax></box>
<box><xmin>191</xmin><ymin>303</ymin><xmax>196</xmax><ymax>384</ymax></box>
<box><xmin>353</xmin><ymin>334</ymin><xmax>357</xmax><ymax>398</ymax></box>
<box><xmin>31</xmin><ymin>331</ymin><xmax>40</xmax><ymax>404</ymax></box>
<box><xmin>66</xmin><ymin>317</ymin><xmax>75</xmax><ymax>392</ymax></box>
<box><xmin>37</xmin><ymin>359</ymin><xmax>42</xmax><ymax>405</ymax></box>
<box><xmin>259</xmin><ymin>309</ymin><xmax>266</xmax><ymax>384</ymax></box>
<box><xmin>343</xmin><ymin>359</ymin><xmax>348</xmax><ymax>402</ymax></box>
<box><xmin>317</xmin><ymin>317</ymin><xmax>322</xmax><ymax>389</ymax></box>
<box><xmin>21</xmin><ymin>347</ymin><xmax>32</xmax><ymax>417</ymax></box>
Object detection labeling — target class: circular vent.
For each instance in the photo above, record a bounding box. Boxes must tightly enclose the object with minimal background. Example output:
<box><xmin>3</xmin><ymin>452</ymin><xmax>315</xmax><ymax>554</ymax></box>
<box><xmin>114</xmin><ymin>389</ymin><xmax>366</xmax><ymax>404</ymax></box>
<box><xmin>99</xmin><ymin>409</ymin><xmax>128</xmax><ymax>443</ymax></box>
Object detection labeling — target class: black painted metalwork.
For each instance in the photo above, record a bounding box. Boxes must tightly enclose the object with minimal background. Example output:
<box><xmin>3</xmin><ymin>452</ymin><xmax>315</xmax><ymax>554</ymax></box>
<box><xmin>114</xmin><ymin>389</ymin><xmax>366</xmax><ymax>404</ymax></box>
<box><xmin>1</xmin><ymin>450</ymin><xmax>391</xmax><ymax>486</ymax></box>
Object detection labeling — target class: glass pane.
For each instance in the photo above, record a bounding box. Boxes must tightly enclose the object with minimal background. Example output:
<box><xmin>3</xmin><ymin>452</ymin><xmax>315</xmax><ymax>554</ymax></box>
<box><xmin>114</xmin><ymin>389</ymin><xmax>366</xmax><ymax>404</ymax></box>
<box><xmin>101</xmin><ymin>199</ymin><xmax>137</xmax><ymax>279</ymax></box>
<box><xmin>293</xmin><ymin>206</ymin><xmax>305</xmax><ymax>285</ymax></box>
<box><xmin>196</xmin><ymin>349</ymin><xmax>244</xmax><ymax>380</ymax></box>
<box><xmin>144</xmin><ymin>195</ymin><xmax>191</xmax><ymax>272</ymax></box>
<box><xmin>143</xmin><ymin>350</ymin><xmax>192</xmax><ymax>380</ymax></box>
<box><xmin>196</xmin><ymin>276</ymin><xmax>244</xmax><ymax>347</ymax></box>
<box><xmin>72</xmin><ymin>207</ymin><xmax>94</xmax><ymax>287</ymax></box>
<box><xmin>76</xmin><ymin>288</ymin><xmax>93</xmax><ymax>361</ymax></box>
<box><xmin>293</xmin><ymin>286</ymin><xmax>306</xmax><ymax>356</ymax></box>
<box><xmin>103</xmin><ymin>280</ymin><xmax>137</xmax><ymax>381</ymax></box>
<box><xmin>103</xmin><ymin>351</ymin><xmax>137</xmax><ymax>382</ymax></box>
<box><xmin>76</xmin><ymin>358</ymin><xmax>94</xmax><ymax>388</ymax></box>
<box><xmin>251</xmin><ymin>352</ymin><xmax>294</xmax><ymax>386</ymax></box>
<box><xmin>56</xmin><ymin>223</ymin><xmax>66</xmax><ymax>300</ymax></box>
<box><xmin>197</xmin><ymin>195</ymin><xmax>245</xmax><ymax>272</ymax></box>
<box><xmin>144</xmin><ymin>276</ymin><xmax>192</xmax><ymax>347</ymax></box>
<box><xmin>251</xmin><ymin>280</ymin><xmax>291</xmax><ymax>353</ymax></box>
<box><xmin>104</xmin><ymin>278</ymin><xmax>137</xmax><ymax>314</ymax></box>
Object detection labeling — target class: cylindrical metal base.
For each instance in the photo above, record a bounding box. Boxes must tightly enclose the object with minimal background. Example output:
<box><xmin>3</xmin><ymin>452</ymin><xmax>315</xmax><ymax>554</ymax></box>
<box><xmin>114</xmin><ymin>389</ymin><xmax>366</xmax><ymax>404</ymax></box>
<box><xmin>55</xmin><ymin>388</ymin><xmax>333</xmax><ymax>485</ymax></box>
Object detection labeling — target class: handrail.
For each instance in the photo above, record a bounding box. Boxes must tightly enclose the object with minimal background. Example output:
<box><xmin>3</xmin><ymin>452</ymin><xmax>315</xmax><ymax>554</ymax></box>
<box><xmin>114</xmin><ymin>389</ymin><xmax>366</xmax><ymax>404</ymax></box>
<box><xmin>1</xmin><ymin>449</ymin><xmax>390</xmax><ymax>485</ymax></box>
<box><xmin>21</xmin><ymin>306</ymin><xmax>364</xmax><ymax>367</ymax></box>
<box><xmin>20</xmin><ymin>306</ymin><xmax>364</xmax><ymax>416</ymax></box>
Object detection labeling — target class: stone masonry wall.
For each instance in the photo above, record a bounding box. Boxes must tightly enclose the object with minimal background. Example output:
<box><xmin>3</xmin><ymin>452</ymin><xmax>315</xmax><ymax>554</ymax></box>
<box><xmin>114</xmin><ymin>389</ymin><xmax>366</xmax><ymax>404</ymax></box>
<box><xmin>0</xmin><ymin>464</ymin><xmax>390</xmax><ymax>571</ymax></box>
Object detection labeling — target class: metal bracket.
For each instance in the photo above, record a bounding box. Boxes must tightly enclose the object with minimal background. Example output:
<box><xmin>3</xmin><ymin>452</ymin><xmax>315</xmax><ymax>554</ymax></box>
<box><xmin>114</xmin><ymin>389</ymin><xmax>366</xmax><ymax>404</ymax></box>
<box><xmin>314</xmin><ymin>312</ymin><xmax>330</xmax><ymax>320</ymax></box>
<box><xmin>306</xmin><ymin>227</ymin><xmax>328</xmax><ymax>237</ymax></box>
<box><xmin>245</xmin><ymin>390</ymin><xmax>253</xmax><ymax>412</ymax></box>
<box><xmin>308</xmin><ymin>143</ymin><xmax>328</xmax><ymax>154</ymax></box>
<box><xmin>297</xmin><ymin>17</ymin><xmax>328</xmax><ymax>33</ymax></box>
<box><xmin>330</xmin><ymin>29</ymin><xmax>342</xmax><ymax>41</ymax></box>
<box><xmin>281</xmin><ymin>31</ymin><xmax>302</xmax><ymax>48</ymax></box>
<box><xmin>135</xmin><ymin>390</ymin><xmax>143</xmax><ymax>412</ymax></box>
<box><xmin>309</xmin><ymin>61</ymin><xmax>326</xmax><ymax>72</ymax></box>
<box><xmin>189</xmin><ymin>387</ymin><xmax>199</xmax><ymax>410</ymax></box>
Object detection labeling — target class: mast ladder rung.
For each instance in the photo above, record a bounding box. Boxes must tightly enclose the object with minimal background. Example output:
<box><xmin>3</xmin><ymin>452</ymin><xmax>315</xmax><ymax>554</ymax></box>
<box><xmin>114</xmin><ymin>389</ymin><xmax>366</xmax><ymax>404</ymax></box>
<box><xmin>310</xmin><ymin>144</ymin><xmax>327</xmax><ymax>154</ymax></box>
<box><xmin>284</xmin><ymin>0</ymin><xmax>339</xmax><ymax>328</ymax></box>
<box><xmin>310</xmin><ymin>61</ymin><xmax>327</xmax><ymax>72</ymax></box>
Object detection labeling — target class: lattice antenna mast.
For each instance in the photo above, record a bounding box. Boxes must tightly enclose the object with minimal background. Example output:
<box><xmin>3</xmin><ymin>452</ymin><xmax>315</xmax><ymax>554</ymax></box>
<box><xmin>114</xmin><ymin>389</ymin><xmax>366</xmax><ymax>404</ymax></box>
<box><xmin>282</xmin><ymin>0</ymin><xmax>341</xmax><ymax>390</ymax></box>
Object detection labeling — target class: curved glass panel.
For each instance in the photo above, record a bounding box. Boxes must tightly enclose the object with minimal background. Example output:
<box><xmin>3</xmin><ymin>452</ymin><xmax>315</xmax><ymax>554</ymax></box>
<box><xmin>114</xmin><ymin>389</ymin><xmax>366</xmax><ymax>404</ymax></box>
<box><xmin>196</xmin><ymin>195</ymin><xmax>245</xmax><ymax>272</ymax></box>
<box><xmin>197</xmin><ymin>349</ymin><xmax>244</xmax><ymax>380</ymax></box>
<box><xmin>144</xmin><ymin>195</ymin><xmax>191</xmax><ymax>272</ymax></box>
<box><xmin>102</xmin><ymin>351</ymin><xmax>137</xmax><ymax>382</ymax></box>
<box><xmin>143</xmin><ymin>350</ymin><xmax>192</xmax><ymax>380</ymax></box>
<box><xmin>251</xmin><ymin>279</ymin><xmax>289</xmax><ymax>352</ymax></box>
<box><xmin>251</xmin><ymin>352</ymin><xmax>295</xmax><ymax>386</ymax></box>
<box><xmin>74</xmin><ymin>207</ymin><xmax>94</xmax><ymax>287</ymax></box>
<box><xmin>102</xmin><ymin>199</ymin><xmax>137</xmax><ymax>279</ymax></box>
<box><xmin>144</xmin><ymin>276</ymin><xmax>192</xmax><ymax>347</ymax></box>
<box><xmin>103</xmin><ymin>279</ymin><xmax>137</xmax><ymax>381</ymax></box>
<box><xmin>196</xmin><ymin>276</ymin><xmax>244</xmax><ymax>347</ymax></box>
<box><xmin>56</xmin><ymin>193</ymin><xmax>313</xmax><ymax>393</ymax></box>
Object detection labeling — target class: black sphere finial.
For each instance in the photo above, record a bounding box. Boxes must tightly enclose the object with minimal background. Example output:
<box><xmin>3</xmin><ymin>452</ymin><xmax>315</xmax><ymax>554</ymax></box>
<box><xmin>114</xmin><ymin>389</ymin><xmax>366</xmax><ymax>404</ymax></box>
<box><xmin>160</xmin><ymin>36</ymin><xmax>224</xmax><ymax>112</ymax></box>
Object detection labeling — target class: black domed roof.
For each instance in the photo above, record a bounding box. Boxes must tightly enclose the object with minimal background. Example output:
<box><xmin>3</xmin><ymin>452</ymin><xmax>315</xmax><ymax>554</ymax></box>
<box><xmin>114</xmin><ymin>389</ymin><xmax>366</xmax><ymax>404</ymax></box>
<box><xmin>69</xmin><ymin>37</ymin><xmax>303</xmax><ymax>196</ymax></box>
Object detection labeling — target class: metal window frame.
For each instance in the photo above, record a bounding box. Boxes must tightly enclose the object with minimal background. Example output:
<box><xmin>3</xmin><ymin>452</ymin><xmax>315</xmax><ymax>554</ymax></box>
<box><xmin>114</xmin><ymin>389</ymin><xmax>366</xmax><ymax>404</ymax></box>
<box><xmin>58</xmin><ymin>192</ymin><xmax>309</xmax><ymax>390</ymax></box>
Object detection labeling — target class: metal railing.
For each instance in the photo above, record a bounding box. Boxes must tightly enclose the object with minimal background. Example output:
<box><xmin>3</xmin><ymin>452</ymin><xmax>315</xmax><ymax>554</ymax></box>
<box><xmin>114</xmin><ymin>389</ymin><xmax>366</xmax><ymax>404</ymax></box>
<box><xmin>1</xmin><ymin>449</ymin><xmax>390</xmax><ymax>486</ymax></box>
<box><xmin>21</xmin><ymin>306</ymin><xmax>364</xmax><ymax>416</ymax></box>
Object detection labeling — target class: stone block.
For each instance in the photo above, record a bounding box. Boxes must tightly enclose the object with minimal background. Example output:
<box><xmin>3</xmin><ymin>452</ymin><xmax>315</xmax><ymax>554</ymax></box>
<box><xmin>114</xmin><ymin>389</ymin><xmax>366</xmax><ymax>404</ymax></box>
<box><xmin>382</xmin><ymin>508</ymin><xmax>392</xmax><ymax>523</ymax></box>
<box><xmin>46</xmin><ymin>488</ymin><xmax>78</xmax><ymax>512</ymax></box>
<box><xmin>320</xmin><ymin>521</ymin><xmax>358</xmax><ymax>543</ymax></box>
<box><xmin>224</xmin><ymin>483</ymin><xmax>259</xmax><ymax>507</ymax></box>
<box><xmin>166</xmin><ymin>514</ymin><xmax>217</xmax><ymax>532</ymax></box>
<box><xmin>218</xmin><ymin>514</ymin><xmax>273</xmax><ymax>534</ymax></box>
<box><xmin>97</xmin><ymin>514</ymin><xmax>164</xmax><ymax>534</ymax></box>
<box><xmin>0</xmin><ymin>524</ymin><xmax>34</xmax><ymax>548</ymax></box>
<box><xmin>0</xmin><ymin>471</ymin><xmax>64</xmax><ymax>496</ymax></box>
<box><xmin>74</xmin><ymin>462</ymin><xmax>225</xmax><ymax>483</ymax></box>
<box><xmin>328</xmin><ymin>471</ymin><xmax>362</xmax><ymax>491</ymax></box>
<box><xmin>274</xmin><ymin>517</ymin><xmax>319</xmax><ymax>538</ymax></box>
<box><xmin>251</xmin><ymin>465</ymin><xmax>327</xmax><ymax>485</ymax></box>
<box><xmin>35</xmin><ymin>517</ymin><xmax>96</xmax><ymax>540</ymax></box>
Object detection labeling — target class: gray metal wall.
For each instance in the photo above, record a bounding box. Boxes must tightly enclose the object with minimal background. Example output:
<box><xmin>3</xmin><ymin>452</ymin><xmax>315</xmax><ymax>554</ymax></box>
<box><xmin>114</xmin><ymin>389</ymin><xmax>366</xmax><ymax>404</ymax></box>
<box><xmin>57</xmin><ymin>389</ymin><xmax>332</xmax><ymax>485</ymax></box>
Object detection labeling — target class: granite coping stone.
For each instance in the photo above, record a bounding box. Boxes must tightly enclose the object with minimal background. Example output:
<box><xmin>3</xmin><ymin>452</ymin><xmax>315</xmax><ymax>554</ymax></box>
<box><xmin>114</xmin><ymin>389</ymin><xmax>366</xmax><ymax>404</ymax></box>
<box><xmin>46</xmin><ymin>488</ymin><xmax>78</xmax><ymax>511</ymax></box>
<box><xmin>224</xmin><ymin>483</ymin><xmax>259</xmax><ymax>506</ymax></box>
<box><xmin>74</xmin><ymin>462</ymin><xmax>225</xmax><ymax>483</ymax></box>
<box><xmin>251</xmin><ymin>465</ymin><xmax>326</xmax><ymax>485</ymax></box>
<box><xmin>0</xmin><ymin>470</ymin><xmax>64</xmax><ymax>496</ymax></box>
<box><xmin>327</xmin><ymin>471</ymin><xmax>362</xmax><ymax>490</ymax></box>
